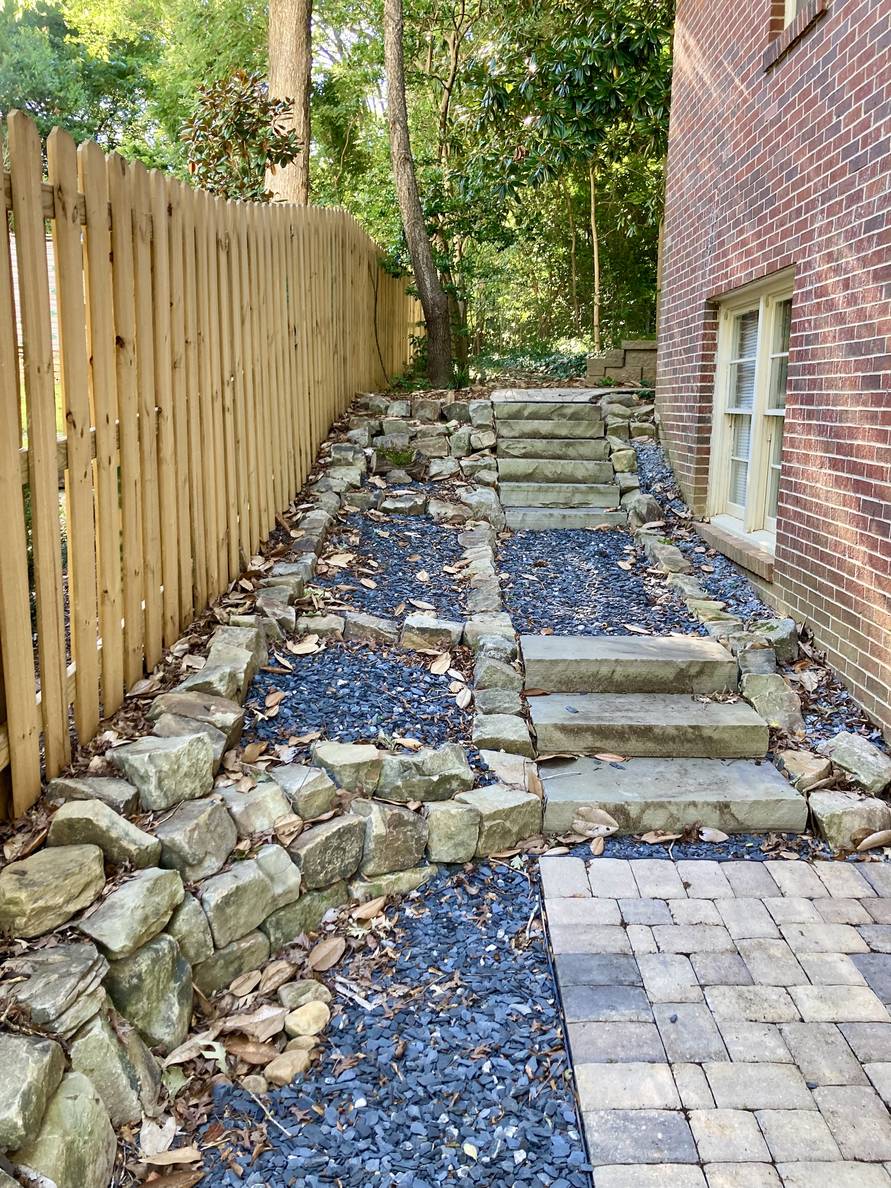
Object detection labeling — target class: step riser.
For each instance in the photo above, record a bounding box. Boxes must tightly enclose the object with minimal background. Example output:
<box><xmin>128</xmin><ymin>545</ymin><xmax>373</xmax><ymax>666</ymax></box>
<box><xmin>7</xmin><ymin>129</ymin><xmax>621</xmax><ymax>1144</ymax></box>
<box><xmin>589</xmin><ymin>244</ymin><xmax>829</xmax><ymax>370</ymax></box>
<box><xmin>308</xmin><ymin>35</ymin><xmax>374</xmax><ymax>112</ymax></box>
<box><xmin>497</xmin><ymin>439</ymin><xmax>611</xmax><ymax>461</ymax></box>
<box><xmin>506</xmin><ymin>509</ymin><xmax>628</xmax><ymax>530</ymax></box>
<box><xmin>495</xmin><ymin>402</ymin><xmax>603</xmax><ymax>422</ymax></box>
<box><xmin>533</xmin><ymin>721</ymin><xmax>768</xmax><ymax>758</ymax></box>
<box><xmin>498</xmin><ymin>419</ymin><xmax>604</xmax><ymax>440</ymax></box>
<box><xmin>498</xmin><ymin>459</ymin><xmax>615</xmax><ymax>484</ymax></box>
<box><xmin>500</xmin><ymin>483</ymin><xmax>620</xmax><ymax>508</ymax></box>
<box><xmin>543</xmin><ymin>794</ymin><xmax>806</xmax><ymax>834</ymax></box>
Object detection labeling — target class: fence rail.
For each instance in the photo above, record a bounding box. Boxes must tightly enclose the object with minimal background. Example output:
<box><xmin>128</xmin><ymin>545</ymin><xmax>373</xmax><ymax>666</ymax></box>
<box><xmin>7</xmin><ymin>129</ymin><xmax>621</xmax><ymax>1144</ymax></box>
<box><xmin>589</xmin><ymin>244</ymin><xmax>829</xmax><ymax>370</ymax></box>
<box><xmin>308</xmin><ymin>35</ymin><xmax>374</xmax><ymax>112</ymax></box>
<box><xmin>0</xmin><ymin>111</ymin><xmax>418</xmax><ymax>818</ymax></box>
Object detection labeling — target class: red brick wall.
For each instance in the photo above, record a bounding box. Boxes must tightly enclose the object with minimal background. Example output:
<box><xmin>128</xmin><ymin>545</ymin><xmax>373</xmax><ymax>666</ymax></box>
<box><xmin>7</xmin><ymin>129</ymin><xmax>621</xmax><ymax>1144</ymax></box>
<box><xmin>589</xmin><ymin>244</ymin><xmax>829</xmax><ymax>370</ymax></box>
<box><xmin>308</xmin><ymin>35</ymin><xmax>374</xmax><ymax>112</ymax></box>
<box><xmin>657</xmin><ymin>0</ymin><xmax>891</xmax><ymax>736</ymax></box>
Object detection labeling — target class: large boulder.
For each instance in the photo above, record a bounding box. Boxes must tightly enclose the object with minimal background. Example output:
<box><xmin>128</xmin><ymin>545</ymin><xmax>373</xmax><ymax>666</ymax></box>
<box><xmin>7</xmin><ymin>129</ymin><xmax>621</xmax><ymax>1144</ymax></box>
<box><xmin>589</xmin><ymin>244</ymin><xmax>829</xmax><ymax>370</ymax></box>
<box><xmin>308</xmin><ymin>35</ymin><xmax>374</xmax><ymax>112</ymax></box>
<box><xmin>268</xmin><ymin>764</ymin><xmax>338</xmax><ymax>819</ymax></box>
<box><xmin>192</xmin><ymin>931</ymin><xmax>270</xmax><ymax>998</ymax></box>
<box><xmin>313</xmin><ymin>742</ymin><xmax>382</xmax><ymax>793</ymax></box>
<box><xmin>47</xmin><ymin>799</ymin><xmax>160</xmax><ymax>868</ymax></box>
<box><xmin>165</xmin><ymin>893</ymin><xmax>214</xmax><ymax>965</ymax></box>
<box><xmin>352</xmin><ymin>800</ymin><xmax>428</xmax><ymax>876</ymax></box>
<box><xmin>104</xmin><ymin>934</ymin><xmax>192</xmax><ymax>1053</ymax></box>
<box><xmin>424</xmin><ymin>801</ymin><xmax>481</xmax><ymax>863</ymax></box>
<box><xmin>154</xmin><ymin>797</ymin><xmax>238</xmax><ymax>881</ymax></box>
<box><xmin>261</xmin><ymin>883</ymin><xmax>348</xmax><ymax>950</ymax></box>
<box><xmin>455</xmin><ymin>785</ymin><xmax>542</xmax><ymax>854</ymax></box>
<box><xmin>740</xmin><ymin>673</ymin><xmax>805</xmax><ymax>737</ymax></box>
<box><xmin>0</xmin><ymin>1034</ymin><xmax>65</xmax><ymax>1151</ymax></box>
<box><xmin>109</xmin><ymin>733</ymin><xmax>214</xmax><ymax>811</ymax></box>
<box><xmin>45</xmin><ymin>775</ymin><xmax>138</xmax><ymax>815</ymax></box>
<box><xmin>79</xmin><ymin>868</ymin><xmax>184</xmax><ymax>960</ymax></box>
<box><xmin>69</xmin><ymin>1010</ymin><xmax>160</xmax><ymax>1125</ymax></box>
<box><xmin>1</xmin><ymin>943</ymin><xmax>108</xmax><ymax>1039</ymax></box>
<box><xmin>376</xmin><ymin>743</ymin><xmax>474</xmax><ymax>802</ymax></box>
<box><xmin>9</xmin><ymin>1072</ymin><xmax>115</xmax><ymax>1188</ymax></box>
<box><xmin>818</xmin><ymin>731</ymin><xmax>891</xmax><ymax>794</ymax></box>
<box><xmin>0</xmin><ymin>846</ymin><xmax>105</xmax><ymax>938</ymax></box>
<box><xmin>146</xmin><ymin>689</ymin><xmax>245</xmax><ymax>747</ymax></box>
<box><xmin>200</xmin><ymin>861</ymin><xmax>275</xmax><ymax>949</ymax></box>
<box><xmin>809</xmin><ymin>790</ymin><xmax>891</xmax><ymax>852</ymax></box>
<box><xmin>221</xmin><ymin>783</ymin><xmax>293</xmax><ymax>837</ymax></box>
<box><xmin>290</xmin><ymin>818</ymin><xmax>365</xmax><ymax>890</ymax></box>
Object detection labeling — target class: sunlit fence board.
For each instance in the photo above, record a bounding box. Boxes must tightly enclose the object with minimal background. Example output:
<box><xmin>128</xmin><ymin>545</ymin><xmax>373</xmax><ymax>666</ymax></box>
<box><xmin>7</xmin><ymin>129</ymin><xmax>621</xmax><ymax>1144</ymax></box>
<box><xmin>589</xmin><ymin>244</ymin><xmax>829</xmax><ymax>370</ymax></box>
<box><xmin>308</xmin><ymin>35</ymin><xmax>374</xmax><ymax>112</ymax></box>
<box><xmin>0</xmin><ymin>110</ymin><xmax>419</xmax><ymax>816</ymax></box>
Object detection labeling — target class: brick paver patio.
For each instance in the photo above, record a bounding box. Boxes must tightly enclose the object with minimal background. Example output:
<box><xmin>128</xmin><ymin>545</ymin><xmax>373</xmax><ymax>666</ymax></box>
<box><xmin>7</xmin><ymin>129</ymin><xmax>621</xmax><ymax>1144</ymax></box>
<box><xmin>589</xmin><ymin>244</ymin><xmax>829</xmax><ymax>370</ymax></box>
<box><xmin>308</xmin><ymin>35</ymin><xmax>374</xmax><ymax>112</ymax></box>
<box><xmin>541</xmin><ymin>855</ymin><xmax>891</xmax><ymax>1186</ymax></box>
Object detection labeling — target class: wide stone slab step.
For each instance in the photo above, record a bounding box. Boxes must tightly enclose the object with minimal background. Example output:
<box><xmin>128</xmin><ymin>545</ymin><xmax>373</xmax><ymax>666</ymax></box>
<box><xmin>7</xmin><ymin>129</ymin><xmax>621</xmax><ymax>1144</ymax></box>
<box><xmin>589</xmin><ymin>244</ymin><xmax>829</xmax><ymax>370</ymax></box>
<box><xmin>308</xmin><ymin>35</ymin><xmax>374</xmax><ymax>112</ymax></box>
<box><xmin>494</xmin><ymin>401</ymin><xmax>604</xmax><ymax>422</ymax></box>
<box><xmin>540</xmin><ymin>756</ymin><xmax>806</xmax><ymax>833</ymax></box>
<box><xmin>530</xmin><ymin>693</ymin><xmax>768</xmax><ymax>758</ymax></box>
<box><xmin>505</xmin><ymin>508</ymin><xmax>628</xmax><ymax>531</ymax></box>
<box><xmin>521</xmin><ymin>634</ymin><xmax>739</xmax><ymax>694</ymax></box>
<box><xmin>498</xmin><ymin>419</ymin><xmax>604</xmax><ymax>440</ymax></box>
<box><xmin>497</xmin><ymin>437</ymin><xmax>611</xmax><ymax>461</ymax></box>
<box><xmin>497</xmin><ymin>458</ymin><xmax>615</xmax><ymax>484</ymax></box>
<box><xmin>499</xmin><ymin>482</ymin><xmax>620</xmax><ymax>508</ymax></box>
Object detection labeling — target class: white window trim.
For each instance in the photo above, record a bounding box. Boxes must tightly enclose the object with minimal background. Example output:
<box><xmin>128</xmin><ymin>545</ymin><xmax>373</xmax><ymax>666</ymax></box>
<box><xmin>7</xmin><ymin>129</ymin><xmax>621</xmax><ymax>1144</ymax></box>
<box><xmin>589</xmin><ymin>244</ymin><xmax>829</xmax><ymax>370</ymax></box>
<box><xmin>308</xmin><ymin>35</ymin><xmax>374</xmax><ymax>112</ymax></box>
<box><xmin>784</xmin><ymin>0</ymin><xmax>801</xmax><ymax>24</ymax></box>
<box><xmin>707</xmin><ymin>272</ymin><xmax>794</xmax><ymax>545</ymax></box>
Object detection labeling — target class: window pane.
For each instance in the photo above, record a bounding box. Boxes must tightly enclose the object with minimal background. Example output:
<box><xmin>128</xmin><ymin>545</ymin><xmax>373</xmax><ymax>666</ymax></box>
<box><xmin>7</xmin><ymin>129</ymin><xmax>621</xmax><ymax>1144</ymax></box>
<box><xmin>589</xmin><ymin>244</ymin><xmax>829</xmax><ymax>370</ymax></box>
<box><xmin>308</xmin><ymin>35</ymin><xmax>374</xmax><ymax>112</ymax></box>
<box><xmin>773</xmin><ymin>298</ymin><xmax>792</xmax><ymax>353</ymax></box>
<box><xmin>766</xmin><ymin>422</ymin><xmax>784</xmax><ymax>519</ymax></box>
<box><xmin>730</xmin><ymin>359</ymin><xmax>757</xmax><ymax>410</ymax></box>
<box><xmin>729</xmin><ymin>413</ymin><xmax>751</xmax><ymax>506</ymax></box>
<box><xmin>734</xmin><ymin>310</ymin><xmax>759</xmax><ymax>360</ymax></box>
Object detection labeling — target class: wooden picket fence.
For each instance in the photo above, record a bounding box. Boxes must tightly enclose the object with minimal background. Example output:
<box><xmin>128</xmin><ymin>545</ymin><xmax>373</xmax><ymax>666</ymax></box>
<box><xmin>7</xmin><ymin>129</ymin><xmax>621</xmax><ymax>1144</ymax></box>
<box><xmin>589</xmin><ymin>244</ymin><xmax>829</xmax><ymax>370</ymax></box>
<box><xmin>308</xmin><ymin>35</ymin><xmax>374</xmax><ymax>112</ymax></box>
<box><xmin>0</xmin><ymin>111</ymin><xmax>419</xmax><ymax>819</ymax></box>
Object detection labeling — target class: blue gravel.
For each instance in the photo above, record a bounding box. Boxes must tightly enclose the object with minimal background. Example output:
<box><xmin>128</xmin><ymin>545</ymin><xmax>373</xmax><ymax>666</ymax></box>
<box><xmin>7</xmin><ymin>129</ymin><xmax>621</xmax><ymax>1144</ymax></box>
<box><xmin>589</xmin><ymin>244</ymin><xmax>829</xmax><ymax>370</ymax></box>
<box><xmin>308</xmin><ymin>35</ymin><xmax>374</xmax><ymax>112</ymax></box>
<box><xmin>202</xmin><ymin>861</ymin><xmax>592</xmax><ymax>1187</ymax></box>
<box><xmin>244</xmin><ymin>641</ymin><xmax>472</xmax><ymax>756</ymax></box>
<box><xmin>568</xmin><ymin>833</ymin><xmax>832</xmax><ymax>862</ymax></box>
<box><xmin>499</xmin><ymin>528</ymin><xmax>703</xmax><ymax>636</ymax></box>
<box><xmin>314</xmin><ymin>513</ymin><xmax>465</xmax><ymax>619</ymax></box>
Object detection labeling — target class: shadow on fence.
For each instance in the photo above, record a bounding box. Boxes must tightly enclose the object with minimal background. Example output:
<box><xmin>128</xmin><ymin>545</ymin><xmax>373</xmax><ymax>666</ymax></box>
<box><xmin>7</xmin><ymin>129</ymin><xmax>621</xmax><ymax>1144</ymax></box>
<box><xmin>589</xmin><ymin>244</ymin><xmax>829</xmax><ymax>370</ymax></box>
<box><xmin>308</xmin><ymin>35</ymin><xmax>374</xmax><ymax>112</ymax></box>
<box><xmin>0</xmin><ymin>110</ymin><xmax>419</xmax><ymax>819</ymax></box>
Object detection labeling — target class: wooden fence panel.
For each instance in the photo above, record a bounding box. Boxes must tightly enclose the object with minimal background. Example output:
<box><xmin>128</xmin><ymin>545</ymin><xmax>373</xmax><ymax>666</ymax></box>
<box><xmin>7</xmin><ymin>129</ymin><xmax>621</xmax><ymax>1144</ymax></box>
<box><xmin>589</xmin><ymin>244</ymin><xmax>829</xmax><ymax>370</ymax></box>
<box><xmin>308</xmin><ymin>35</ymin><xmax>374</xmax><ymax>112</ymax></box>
<box><xmin>0</xmin><ymin>110</ymin><xmax>416</xmax><ymax>816</ymax></box>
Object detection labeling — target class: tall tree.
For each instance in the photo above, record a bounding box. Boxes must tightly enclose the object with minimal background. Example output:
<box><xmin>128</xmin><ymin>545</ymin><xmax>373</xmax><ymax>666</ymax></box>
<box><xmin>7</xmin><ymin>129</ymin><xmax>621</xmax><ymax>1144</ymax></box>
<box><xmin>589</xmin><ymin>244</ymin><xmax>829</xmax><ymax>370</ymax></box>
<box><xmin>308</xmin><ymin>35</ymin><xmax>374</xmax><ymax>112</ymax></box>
<box><xmin>267</xmin><ymin>0</ymin><xmax>312</xmax><ymax>203</ymax></box>
<box><xmin>383</xmin><ymin>0</ymin><xmax>452</xmax><ymax>386</ymax></box>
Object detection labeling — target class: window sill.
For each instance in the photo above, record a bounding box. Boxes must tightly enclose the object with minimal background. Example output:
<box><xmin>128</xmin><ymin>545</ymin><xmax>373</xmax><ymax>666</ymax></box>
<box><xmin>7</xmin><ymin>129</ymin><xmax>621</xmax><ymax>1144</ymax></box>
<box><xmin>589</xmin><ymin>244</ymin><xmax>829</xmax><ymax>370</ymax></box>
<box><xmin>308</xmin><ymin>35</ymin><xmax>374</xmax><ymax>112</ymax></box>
<box><xmin>764</xmin><ymin>0</ymin><xmax>827</xmax><ymax>71</ymax></box>
<box><xmin>695</xmin><ymin>517</ymin><xmax>776</xmax><ymax>582</ymax></box>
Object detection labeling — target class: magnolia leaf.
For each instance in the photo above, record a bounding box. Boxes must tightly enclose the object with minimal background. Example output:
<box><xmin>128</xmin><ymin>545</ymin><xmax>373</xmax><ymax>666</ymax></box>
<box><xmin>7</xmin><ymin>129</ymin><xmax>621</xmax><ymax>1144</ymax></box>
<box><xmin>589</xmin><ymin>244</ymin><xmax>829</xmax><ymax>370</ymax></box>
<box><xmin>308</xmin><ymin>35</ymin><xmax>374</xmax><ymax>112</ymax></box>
<box><xmin>394</xmin><ymin>735</ymin><xmax>423</xmax><ymax>750</ymax></box>
<box><xmin>351</xmin><ymin>895</ymin><xmax>387</xmax><ymax>920</ymax></box>
<box><xmin>639</xmin><ymin>829</ymin><xmax>683</xmax><ymax>844</ymax></box>
<box><xmin>408</xmin><ymin>598</ymin><xmax>435</xmax><ymax>611</ymax></box>
<box><xmin>590</xmin><ymin>836</ymin><xmax>605</xmax><ymax>856</ymax></box>
<box><xmin>259</xmin><ymin>960</ymin><xmax>297</xmax><ymax>994</ymax></box>
<box><xmin>857</xmin><ymin>829</ymin><xmax>891</xmax><ymax>852</ymax></box>
<box><xmin>360</xmin><ymin>578</ymin><xmax>377</xmax><ymax>589</ymax></box>
<box><xmin>308</xmin><ymin>935</ymin><xmax>346</xmax><ymax>971</ymax></box>
<box><xmin>228</xmin><ymin>969</ymin><xmax>262</xmax><ymax>998</ymax></box>
<box><xmin>416</xmin><ymin>570</ymin><xmax>430</xmax><ymax>583</ymax></box>
<box><xmin>455</xmin><ymin>687</ymin><xmax>473</xmax><ymax>709</ymax></box>
<box><xmin>144</xmin><ymin>1147</ymin><xmax>203</xmax><ymax>1167</ymax></box>
<box><xmin>222</xmin><ymin>1036</ymin><xmax>277</xmax><ymax>1064</ymax></box>
<box><xmin>594</xmin><ymin>752</ymin><xmax>628</xmax><ymax>763</ymax></box>
<box><xmin>699</xmin><ymin>827</ymin><xmax>730</xmax><ymax>843</ymax></box>
<box><xmin>623</xmin><ymin>624</ymin><xmax>651</xmax><ymax>635</ymax></box>
<box><xmin>140</xmin><ymin>1115</ymin><xmax>176</xmax><ymax>1158</ymax></box>
<box><xmin>220</xmin><ymin>1005</ymin><xmax>287</xmax><ymax>1042</ymax></box>
<box><xmin>288</xmin><ymin>634</ymin><xmax>321</xmax><ymax>655</ymax></box>
<box><xmin>241</xmin><ymin>741</ymin><xmax>267</xmax><ymax>764</ymax></box>
<box><xmin>429</xmin><ymin>652</ymin><xmax>451</xmax><ymax>675</ymax></box>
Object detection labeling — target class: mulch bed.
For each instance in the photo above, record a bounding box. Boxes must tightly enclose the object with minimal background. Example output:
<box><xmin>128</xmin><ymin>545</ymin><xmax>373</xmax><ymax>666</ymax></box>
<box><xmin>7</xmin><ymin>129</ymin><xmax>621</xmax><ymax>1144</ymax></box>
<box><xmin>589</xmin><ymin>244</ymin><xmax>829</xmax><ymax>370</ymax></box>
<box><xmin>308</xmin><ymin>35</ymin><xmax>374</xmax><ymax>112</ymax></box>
<box><xmin>202</xmin><ymin>860</ymin><xmax>592</xmax><ymax>1188</ymax></box>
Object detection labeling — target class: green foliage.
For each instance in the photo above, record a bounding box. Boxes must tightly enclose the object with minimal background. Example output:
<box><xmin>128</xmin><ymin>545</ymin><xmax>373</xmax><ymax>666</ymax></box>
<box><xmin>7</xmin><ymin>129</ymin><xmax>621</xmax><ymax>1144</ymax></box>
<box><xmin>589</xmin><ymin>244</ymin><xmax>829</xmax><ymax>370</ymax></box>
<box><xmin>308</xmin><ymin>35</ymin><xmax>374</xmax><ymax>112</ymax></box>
<box><xmin>471</xmin><ymin>345</ymin><xmax>589</xmax><ymax>380</ymax></box>
<box><xmin>180</xmin><ymin>70</ymin><xmax>301</xmax><ymax>199</ymax></box>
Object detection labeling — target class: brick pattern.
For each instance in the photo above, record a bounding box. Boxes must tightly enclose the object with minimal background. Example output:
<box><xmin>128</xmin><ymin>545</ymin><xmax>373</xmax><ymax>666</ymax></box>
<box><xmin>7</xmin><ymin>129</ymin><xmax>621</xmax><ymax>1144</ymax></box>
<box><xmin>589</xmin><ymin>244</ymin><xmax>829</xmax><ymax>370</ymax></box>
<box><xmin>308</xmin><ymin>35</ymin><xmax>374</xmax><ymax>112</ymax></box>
<box><xmin>542</xmin><ymin>855</ymin><xmax>891</xmax><ymax>1181</ymax></box>
<box><xmin>656</xmin><ymin>0</ymin><xmax>891</xmax><ymax>735</ymax></box>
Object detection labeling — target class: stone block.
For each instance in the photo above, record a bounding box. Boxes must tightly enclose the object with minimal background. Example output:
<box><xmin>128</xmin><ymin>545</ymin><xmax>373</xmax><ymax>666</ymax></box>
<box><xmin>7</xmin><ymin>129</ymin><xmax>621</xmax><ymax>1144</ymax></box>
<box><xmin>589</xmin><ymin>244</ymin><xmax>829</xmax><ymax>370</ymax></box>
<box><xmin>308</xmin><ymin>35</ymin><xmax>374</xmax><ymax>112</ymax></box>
<box><xmin>313</xmin><ymin>741</ymin><xmax>382</xmax><ymax>792</ymax></box>
<box><xmin>818</xmin><ymin>731</ymin><xmax>891</xmax><ymax>794</ymax></box>
<box><xmin>165</xmin><ymin>892</ymin><xmax>214</xmax><ymax>965</ymax></box>
<box><xmin>424</xmin><ymin>801</ymin><xmax>480</xmax><ymax>863</ymax></box>
<box><xmin>343</xmin><ymin>611</ymin><xmax>400</xmax><ymax>645</ymax></box>
<box><xmin>351</xmin><ymin>799</ymin><xmax>428</xmax><ymax>876</ymax></box>
<box><xmin>9</xmin><ymin>1072</ymin><xmax>115</xmax><ymax>1188</ymax></box>
<box><xmin>45</xmin><ymin>775</ymin><xmax>138</xmax><ymax>815</ymax></box>
<box><xmin>47</xmin><ymin>798</ymin><xmax>160</xmax><ymax>868</ymax></box>
<box><xmin>254</xmin><ymin>844</ymin><xmax>302</xmax><ymax>910</ymax></box>
<box><xmin>348</xmin><ymin>865</ymin><xmax>436</xmax><ymax>902</ymax></box>
<box><xmin>740</xmin><ymin>674</ymin><xmax>805</xmax><ymax>736</ymax></box>
<box><xmin>260</xmin><ymin>882</ymin><xmax>348</xmax><ymax>950</ymax></box>
<box><xmin>775</xmin><ymin>749</ymin><xmax>832</xmax><ymax>792</ymax></box>
<box><xmin>200</xmin><ymin>861</ymin><xmax>275</xmax><ymax>948</ymax></box>
<box><xmin>376</xmin><ymin>742</ymin><xmax>474</xmax><ymax>802</ymax></box>
<box><xmin>154</xmin><ymin>797</ymin><xmax>238</xmax><ymax>881</ymax></box>
<box><xmin>471</xmin><ymin>713</ymin><xmax>534</xmax><ymax>757</ymax></box>
<box><xmin>79</xmin><ymin>867</ymin><xmax>183</xmax><ymax>959</ymax></box>
<box><xmin>192</xmin><ymin>930</ymin><xmax>270</xmax><ymax>997</ymax></box>
<box><xmin>0</xmin><ymin>1034</ymin><xmax>65</xmax><ymax>1151</ymax></box>
<box><xmin>268</xmin><ymin>764</ymin><xmax>338</xmax><ymax>819</ymax></box>
<box><xmin>582</xmin><ymin>1109</ymin><xmax>698</xmax><ymax>1165</ymax></box>
<box><xmin>109</xmin><ymin>733</ymin><xmax>214</xmax><ymax>811</ymax></box>
<box><xmin>221</xmin><ymin>783</ymin><xmax>293</xmax><ymax>837</ymax></box>
<box><xmin>455</xmin><ymin>785</ymin><xmax>542</xmax><ymax>853</ymax></box>
<box><xmin>104</xmin><ymin>934</ymin><xmax>192</xmax><ymax>1052</ymax></box>
<box><xmin>749</xmin><ymin>617</ymin><xmax>798</xmax><ymax>663</ymax></box>
<box><xmin>689</xmin><ymin>1110</ymin><xmax>770</xmax><ymax>1163</ymax></box>
<box><xmin>399</xmin><ymin>612</ymin><xmax>463</xmax><ymax>650</ymax></box>
<box><xmin>290</xmin><ymin>817</ymin><xmax>365</xmax><ymax>889</ymax></box>
<box><xmin>811</xmin><ymin>790</ymin><xmax>891</xmax><ymax>851</ymax></box>
<box><xmin>0</xmin><ymin>845</ymin><xmax>105</xmax><ymax>939</ymax></box>
<box><xmin>146</xmin><ymin>689</ymin><xmax>245</xmax><ymax>747</ymax></box>
<box><xmin>69</xmin><ymin>1009</ymin><xmax>160</xmax><ymax>1126</ymax></box>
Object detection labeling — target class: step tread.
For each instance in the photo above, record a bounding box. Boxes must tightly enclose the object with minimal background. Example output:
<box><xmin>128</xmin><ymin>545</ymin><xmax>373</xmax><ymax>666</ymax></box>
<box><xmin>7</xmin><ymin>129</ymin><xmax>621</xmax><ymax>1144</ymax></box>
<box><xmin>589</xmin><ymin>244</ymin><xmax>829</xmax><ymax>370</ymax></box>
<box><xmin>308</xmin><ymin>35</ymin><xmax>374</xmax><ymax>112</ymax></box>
<box><xmin>498</xmin><ymin>459</ymin><xmax>615</xmax><ymax>484</ymax></box>
<box><xmin>498</xmin><ymin>419</ymin><xmax>604</xmax><ymax>439</ymax></box>
<box><xmin>521</xmin><ymin>633</ymin><xmax>739</xmax><ymax>694</ymax></box>
<box><xmin>541</xmin><ymin>756</ymin><xmax>805</xmax><ymax>833</ymax></box>
<box><xmin>530</xmin><ymin>692</ymin><xmax>768</xmax><ymax>759</ymax></box>
<box><xmin>497</xmin><ymin>439</ymin><xmax>611</xmax><ymax>460</ymax></box>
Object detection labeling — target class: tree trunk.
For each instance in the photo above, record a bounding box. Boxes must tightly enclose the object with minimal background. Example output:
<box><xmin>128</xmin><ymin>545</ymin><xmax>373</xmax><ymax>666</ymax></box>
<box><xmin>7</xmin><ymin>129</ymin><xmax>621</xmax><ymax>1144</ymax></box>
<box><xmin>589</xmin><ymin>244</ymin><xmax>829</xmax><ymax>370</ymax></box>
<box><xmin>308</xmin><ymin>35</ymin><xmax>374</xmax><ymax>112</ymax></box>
<box><xmin>565</xmin><ymin>181</ymin><xmax>580</xmax><ymax>334</ymax></box>
<box><xmin>267</xmin><ymin>0</ymin><xmax>312</xmax><ymax>205</ymax></box>
<box><xmin>589</xmin><ymin>163</ymin><xmax>602</xmax><ymax>353</ymax></box>
<box><xmin>383</xmin><ymin>0</ymin><xmax>453</xmax><ymax>386</ymax></box>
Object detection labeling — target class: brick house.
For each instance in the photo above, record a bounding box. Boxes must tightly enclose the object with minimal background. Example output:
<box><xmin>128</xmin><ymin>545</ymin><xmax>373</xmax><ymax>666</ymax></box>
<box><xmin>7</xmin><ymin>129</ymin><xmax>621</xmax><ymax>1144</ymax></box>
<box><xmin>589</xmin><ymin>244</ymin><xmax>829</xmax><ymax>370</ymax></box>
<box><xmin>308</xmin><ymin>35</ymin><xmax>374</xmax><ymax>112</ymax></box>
<box><xmin>656</xmin><ymin>0</ymin><xmax>891</xmax><ymax>736</ymax></box>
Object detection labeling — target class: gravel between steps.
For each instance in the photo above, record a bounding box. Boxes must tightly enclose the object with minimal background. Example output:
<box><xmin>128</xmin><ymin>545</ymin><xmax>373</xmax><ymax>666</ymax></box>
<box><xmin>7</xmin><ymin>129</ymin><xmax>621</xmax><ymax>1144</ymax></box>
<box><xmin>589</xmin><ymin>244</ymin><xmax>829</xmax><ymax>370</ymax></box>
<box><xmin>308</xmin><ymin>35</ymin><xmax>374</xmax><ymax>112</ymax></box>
<box><xmin>201</xmin><ymin>860</ymin><xmax>592</xmax><ymax>1187</ymax></box>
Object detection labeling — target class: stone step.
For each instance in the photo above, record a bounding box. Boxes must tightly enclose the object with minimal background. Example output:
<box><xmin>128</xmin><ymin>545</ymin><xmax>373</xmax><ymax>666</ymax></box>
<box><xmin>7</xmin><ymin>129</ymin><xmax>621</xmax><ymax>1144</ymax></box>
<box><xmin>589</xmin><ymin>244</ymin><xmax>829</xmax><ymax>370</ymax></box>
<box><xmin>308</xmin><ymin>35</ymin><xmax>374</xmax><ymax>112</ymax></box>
<box><xmin>495</xmin><ymin>401</ymin><xmax>603</xmax><ymax>422</ymax></box>
<box><xmin>497</xmin><ymin>458</ymin><xmax>615</xmax><ymax>485</ymax></box>
<box><xmin>505</xmin><ymin>508</ymin><xmax>628</xmax><ymax>531</ymax></box>
<box><xmin>529</xmin><ymin>693</ymin><xmax>768</xmax><ymax>758</ymax></box>
<box><xmin>540</xmin><ymin>756</ymin><xmax>806</xmax><ymax>833</ymax></box>
<box><xmin>497</xmin><ymin>438</ymin><xmax>611</xmax><ymax>461</ymax></box>
<box><xmin>499</xmin><ymin>482</ymin><xmax>621</xmax><ymax>508</ymax></box>
<box><xmin>498</xmin><ymin>419</ymin><xmax>604</xmax><ymax>440</ymax></box>
<box><xmin>521</xmin><ymin>635</ymin><xmax>739</xmax><ymax>694</ymax></box>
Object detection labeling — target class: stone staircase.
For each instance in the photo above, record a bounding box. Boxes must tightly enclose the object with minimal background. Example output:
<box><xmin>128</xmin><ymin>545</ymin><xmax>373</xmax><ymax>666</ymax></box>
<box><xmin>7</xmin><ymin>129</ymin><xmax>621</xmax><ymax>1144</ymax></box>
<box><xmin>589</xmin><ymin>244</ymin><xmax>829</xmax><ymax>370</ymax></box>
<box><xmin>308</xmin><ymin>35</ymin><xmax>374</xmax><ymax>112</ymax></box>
<box><xmin>493</xmin><ymin>389</ymin><xmax>627</xmax><ymax>530</ymax></box>
<box><xmin>522</xmin><ymin>634</ymin><xmax>806</xmax><ymax>835</ymax></box>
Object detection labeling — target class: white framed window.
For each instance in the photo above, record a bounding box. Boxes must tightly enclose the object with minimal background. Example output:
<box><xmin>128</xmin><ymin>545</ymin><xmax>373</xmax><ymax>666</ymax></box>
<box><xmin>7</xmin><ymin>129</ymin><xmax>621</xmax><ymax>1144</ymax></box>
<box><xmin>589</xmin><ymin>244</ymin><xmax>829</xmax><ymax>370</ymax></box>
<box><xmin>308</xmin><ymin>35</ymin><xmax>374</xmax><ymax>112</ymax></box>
<box><xmin>708</xmin><ymin>275</ymin><xmax>793</xmax><ymax>544</ymax></box>
<box><xmin>784</xmin><ymin>0</ymin><xmax>804</xmax><ymax>23</ymax></box>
